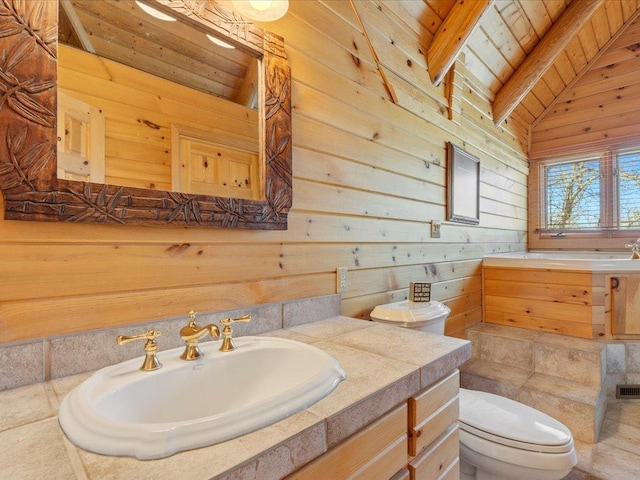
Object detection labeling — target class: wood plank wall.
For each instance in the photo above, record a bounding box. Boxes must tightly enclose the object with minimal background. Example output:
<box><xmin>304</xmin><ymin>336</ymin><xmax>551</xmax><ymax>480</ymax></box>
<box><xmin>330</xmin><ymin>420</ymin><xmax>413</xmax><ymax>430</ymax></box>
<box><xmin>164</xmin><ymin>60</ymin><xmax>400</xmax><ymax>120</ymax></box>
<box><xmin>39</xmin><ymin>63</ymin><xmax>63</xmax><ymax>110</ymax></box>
<box><xmin>0</xmin><ymin>0</ymin><xmax>528</xmax><ymax>345</ymax></box>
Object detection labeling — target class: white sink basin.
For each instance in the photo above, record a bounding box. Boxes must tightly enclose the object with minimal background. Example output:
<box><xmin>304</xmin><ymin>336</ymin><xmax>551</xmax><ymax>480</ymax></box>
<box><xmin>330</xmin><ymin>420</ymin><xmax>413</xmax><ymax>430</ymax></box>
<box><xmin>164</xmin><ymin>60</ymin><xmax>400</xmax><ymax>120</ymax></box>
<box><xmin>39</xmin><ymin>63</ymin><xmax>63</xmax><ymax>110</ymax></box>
<box><xmin>58</xmin><ymin>336</ymin><xmax>346</xmax><ymax>459</ymax></box>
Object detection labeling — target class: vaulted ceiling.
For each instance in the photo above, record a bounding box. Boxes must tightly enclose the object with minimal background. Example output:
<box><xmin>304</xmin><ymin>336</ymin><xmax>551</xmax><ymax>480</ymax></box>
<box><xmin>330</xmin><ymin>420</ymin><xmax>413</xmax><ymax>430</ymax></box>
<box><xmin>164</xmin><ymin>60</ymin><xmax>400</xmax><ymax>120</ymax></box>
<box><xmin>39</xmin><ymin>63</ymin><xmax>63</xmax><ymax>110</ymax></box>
<box><xmin>412</xmin><ymin>0</ymin><xmax>640</xmax><ymax>127</ymax></box>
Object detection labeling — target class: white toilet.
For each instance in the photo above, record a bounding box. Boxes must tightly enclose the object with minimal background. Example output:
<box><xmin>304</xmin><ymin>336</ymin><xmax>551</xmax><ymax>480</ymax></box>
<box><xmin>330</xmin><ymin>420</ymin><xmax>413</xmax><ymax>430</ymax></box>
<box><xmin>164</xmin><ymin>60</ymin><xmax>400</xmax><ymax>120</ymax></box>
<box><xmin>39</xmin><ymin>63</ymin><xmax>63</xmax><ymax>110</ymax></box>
<box><xmin>370</xmin><ymin>300</ymin><xmax>577</xmax><ymax>480</ymax></box>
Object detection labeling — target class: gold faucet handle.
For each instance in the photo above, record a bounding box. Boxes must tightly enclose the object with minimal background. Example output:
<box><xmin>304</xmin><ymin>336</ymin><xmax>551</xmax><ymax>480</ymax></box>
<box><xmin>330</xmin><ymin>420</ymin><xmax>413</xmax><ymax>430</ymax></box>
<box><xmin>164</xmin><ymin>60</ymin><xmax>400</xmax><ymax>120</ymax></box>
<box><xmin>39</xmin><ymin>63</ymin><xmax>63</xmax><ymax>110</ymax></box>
<box><xmin>116</xmin><ymin>330</ymin><xmax>162</xmax><ymax>371</ymax></box>
<box><xmin>220</xmin><ymin>314</ymin><xmax>251</xmax><ymax>328</ymax></box>
<box><xmin>220</xmin><ymin>314</ymin><xmax>251</xmax><ymax>352</ymax></box>
<box><xmin>117</xmin><ymin>330</ymin><xmax>161</xmax><ymax>345</ymax></box>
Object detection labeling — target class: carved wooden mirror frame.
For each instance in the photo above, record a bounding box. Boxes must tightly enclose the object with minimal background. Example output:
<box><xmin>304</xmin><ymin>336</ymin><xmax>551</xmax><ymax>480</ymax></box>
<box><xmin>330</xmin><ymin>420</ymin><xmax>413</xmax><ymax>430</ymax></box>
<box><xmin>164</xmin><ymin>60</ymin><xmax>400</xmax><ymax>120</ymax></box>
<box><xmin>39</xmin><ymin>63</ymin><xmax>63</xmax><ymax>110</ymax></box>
<box><xmin>0</xmin><ymin>0</ymin><xmax>291</xmax><ymax>229</ymax></box>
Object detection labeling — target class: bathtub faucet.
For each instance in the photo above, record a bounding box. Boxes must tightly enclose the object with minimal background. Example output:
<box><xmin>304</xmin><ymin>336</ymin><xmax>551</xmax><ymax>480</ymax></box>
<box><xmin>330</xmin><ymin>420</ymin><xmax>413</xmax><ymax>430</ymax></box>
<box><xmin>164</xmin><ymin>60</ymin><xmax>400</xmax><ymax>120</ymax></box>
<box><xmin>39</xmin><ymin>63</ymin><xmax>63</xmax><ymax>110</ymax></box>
<box><xmin>625</xmin><ymin>238</ymin><xmax>640</xmax><ymax>259</ymax></box>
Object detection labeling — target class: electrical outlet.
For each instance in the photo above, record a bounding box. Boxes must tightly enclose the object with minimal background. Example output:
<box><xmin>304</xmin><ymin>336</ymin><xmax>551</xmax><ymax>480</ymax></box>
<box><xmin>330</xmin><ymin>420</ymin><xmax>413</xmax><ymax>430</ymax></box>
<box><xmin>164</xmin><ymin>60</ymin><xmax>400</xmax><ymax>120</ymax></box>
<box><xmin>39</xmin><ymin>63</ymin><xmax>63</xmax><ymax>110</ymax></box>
<box><xmin>336</xmin><ymin>267</ymin><xmax>348</xmax><ymax>293</ymax></box>
<box><xmin>431</xmin><ymin>220</ymin><xmax>441</xmax><ymax>238</ymax></box>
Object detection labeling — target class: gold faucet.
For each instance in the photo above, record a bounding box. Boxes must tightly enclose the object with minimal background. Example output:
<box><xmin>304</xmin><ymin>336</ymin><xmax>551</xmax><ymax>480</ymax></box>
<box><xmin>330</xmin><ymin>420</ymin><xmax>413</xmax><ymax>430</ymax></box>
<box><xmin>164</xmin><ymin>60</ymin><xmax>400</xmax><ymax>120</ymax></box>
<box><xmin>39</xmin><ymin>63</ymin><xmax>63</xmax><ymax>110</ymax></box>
<box><xmin>116</xmin><ymin>330</ymin><xmax>162</xmax><ymax>371</ymax></box>
<box><xmin>179</xmin><ymin>310</ymin><xmax>220</xmax><ymax>360</ymax></box>
<box><xmin>219</xmin><ymin>314</ymin><xmax>251</xmax><ymax>352</ymax></box>
<box><xmin>625</xmin><ymin>238</ymin><xmax>640</xmax><ymax>259</ymax></box>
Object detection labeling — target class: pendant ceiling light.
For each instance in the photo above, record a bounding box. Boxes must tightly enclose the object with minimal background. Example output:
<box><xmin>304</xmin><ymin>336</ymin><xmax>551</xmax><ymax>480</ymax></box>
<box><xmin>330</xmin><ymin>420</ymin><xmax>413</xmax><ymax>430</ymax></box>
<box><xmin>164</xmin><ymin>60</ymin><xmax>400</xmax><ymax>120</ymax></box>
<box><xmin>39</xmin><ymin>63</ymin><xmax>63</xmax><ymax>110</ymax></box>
<box><xmin>231</xmin><ymin>0</ymin><xmax>289</xmax><ymax>22</ymax></box>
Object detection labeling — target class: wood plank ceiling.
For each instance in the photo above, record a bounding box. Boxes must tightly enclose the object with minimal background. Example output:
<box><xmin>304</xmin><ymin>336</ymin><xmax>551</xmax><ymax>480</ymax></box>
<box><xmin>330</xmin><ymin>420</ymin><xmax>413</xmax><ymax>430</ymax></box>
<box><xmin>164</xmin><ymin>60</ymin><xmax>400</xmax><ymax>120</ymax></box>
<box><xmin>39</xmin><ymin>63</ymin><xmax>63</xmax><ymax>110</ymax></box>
<box><xmin>389</xmin><ymin>0</ymin><xmax>640</xmax><ymax>128</ymax></box>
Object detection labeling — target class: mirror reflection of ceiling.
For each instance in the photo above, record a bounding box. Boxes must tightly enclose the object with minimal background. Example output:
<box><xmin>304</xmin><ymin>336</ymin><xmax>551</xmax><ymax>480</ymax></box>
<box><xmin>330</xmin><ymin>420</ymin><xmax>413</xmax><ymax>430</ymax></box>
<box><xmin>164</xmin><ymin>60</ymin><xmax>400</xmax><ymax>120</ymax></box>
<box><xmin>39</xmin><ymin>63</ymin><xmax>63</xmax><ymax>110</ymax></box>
<box><xmin>58</xmin><ymin>0</ymin><xmax>259</xmax><ymax>110</ymax></box>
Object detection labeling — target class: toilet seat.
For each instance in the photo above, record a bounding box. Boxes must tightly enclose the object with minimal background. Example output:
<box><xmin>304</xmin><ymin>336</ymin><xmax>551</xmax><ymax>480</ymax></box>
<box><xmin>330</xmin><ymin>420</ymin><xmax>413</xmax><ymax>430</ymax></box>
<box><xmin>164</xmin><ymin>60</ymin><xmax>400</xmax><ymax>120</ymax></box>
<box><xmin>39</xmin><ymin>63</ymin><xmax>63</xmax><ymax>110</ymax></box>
<box><xmin>458</xmin><ymin>388</ymin><xmax>573</xmax><ymax>454</ymax></box>
<box><xmin>459</xmin><ymin>422</ymin><xmax>574</xmax><ymax>454</ymax></box>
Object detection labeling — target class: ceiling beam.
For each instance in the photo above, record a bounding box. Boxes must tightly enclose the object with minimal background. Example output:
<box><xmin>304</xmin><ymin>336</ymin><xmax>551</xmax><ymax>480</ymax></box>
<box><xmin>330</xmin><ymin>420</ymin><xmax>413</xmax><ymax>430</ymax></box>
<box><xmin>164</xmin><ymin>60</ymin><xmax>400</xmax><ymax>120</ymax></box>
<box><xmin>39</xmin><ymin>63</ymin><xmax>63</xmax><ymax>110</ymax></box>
<box><xmin>427</xmin><ymin>0</ymin><xmax>494</xmax><ymax>87</ymax></box>
<box><xmin>492</xmin><ymin>0</ymin><xmax>605</xmax><ymax>127</ymax></box>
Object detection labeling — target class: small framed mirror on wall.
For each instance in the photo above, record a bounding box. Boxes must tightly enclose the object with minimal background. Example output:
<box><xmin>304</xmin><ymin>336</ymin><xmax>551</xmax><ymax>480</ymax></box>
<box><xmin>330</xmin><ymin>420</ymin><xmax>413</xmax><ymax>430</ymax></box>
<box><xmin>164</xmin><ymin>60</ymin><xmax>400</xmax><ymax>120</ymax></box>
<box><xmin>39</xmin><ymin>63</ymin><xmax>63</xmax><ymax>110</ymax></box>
<box><xmin>447</xmin><ymin>142</ymin><xmax>480</xmax><ymax>225</ymax></box>
<box><xmin>0</xmin><ymin>0</ymin><xmax>292</xmax><ymax>229</ymax></box>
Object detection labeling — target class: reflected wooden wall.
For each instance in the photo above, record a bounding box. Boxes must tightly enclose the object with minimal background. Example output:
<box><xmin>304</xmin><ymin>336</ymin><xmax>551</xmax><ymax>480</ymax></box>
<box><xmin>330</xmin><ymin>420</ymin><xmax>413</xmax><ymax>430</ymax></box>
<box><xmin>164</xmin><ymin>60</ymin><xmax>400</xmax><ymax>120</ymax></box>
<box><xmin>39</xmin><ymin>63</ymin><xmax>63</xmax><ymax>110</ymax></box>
<box><xmin>0</xmin><ymin>1</ymin><xmax>528</xmax><ymax>344</ymax></box>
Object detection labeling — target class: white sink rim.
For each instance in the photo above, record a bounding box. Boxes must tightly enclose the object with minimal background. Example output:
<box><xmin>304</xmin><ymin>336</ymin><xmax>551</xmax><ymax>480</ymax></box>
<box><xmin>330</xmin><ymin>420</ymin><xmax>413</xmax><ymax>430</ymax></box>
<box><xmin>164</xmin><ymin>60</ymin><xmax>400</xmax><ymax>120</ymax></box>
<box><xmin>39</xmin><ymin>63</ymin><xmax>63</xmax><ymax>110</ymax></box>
<box><xmin>58</xmin><ymin>336</ymin><xmax>346</xmax><ymax>459</ymax></box>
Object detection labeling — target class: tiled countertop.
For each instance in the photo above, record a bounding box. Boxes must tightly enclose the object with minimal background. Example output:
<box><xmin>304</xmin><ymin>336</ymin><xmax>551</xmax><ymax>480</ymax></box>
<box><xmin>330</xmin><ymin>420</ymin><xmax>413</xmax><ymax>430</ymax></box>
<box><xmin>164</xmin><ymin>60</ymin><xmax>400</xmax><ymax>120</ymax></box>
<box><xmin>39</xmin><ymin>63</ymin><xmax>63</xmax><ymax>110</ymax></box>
<box><xmin>0</xmin><ymin>316</ymin><xmax>470</xmax><ymax>480</ymax></box>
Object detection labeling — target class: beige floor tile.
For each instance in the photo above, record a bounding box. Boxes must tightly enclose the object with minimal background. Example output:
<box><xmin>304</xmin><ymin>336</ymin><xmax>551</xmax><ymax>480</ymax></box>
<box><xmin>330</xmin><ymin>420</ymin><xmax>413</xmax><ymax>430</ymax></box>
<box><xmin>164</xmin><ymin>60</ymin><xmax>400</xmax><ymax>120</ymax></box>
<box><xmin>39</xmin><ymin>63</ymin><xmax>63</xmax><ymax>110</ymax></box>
<box><xmin>573</xmin><ymin>439</ymin><xmax>595</xmax><ymax>472</ymax></box>
<box><xmin>591</xmin><ymin>443</ymin><xmax>640</xmax><ymax>480</ymax></box>
<box><xmin>599</xmin><ymin>415</ymin><xmax>640</xmax><ymax>455</ymax></box>
<box><xmin>604</xmin><ymin>401</ymin><xmax>640</xmax><ymax>429</ymax></box>
<box><xmin>561</xmin><ymin>469</ymin><xmax>590</xmax><ymax>480</ymax></box>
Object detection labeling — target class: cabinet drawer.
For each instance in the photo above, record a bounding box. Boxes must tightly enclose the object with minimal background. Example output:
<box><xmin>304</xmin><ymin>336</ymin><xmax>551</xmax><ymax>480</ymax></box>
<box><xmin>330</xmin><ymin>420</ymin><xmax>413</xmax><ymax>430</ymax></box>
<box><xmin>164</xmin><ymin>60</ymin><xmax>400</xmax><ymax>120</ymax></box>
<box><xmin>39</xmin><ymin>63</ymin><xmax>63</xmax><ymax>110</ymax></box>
<box><xmin>409</xmin><ymin>370</ymin><xmax>459</xmax><ymax>427</ymax></box>
<box><xmin>409</xmin><ymin>370</ymin><xmax>459</xmax><ymax>456</ymax></box>
<box><xmin>390</xmin><ymin>468</ymin><xmax>410</xmax><ymax>480</ymax></box>
<box><xmin>352</xmin><ymin>433</ymin><xmax>408</xmax><ymax>479</ymax></box>
<box><xmin>438</xmin><ymin>459</ymin><xmax>460</xmax><ymax>480</ymax></box>
<box><xmin>288</xmin><ymin>403</ymin><xmax>408</xmax><ymax>480</ymax></box>
<box><xmin>408</xmin><ymin>425</ymin><xmax>459</xmax><ymax>480</ymax></box>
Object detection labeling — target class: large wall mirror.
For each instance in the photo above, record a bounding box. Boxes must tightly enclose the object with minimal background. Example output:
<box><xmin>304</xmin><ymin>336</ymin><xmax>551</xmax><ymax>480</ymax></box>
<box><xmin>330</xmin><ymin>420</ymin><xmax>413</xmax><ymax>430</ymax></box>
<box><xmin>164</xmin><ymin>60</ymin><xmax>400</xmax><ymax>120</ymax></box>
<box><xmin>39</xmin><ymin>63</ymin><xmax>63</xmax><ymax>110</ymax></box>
<box><xmin>0</xmin><ymin>0</ymin><xmax>292</xmax><ymax>229</ymax></box>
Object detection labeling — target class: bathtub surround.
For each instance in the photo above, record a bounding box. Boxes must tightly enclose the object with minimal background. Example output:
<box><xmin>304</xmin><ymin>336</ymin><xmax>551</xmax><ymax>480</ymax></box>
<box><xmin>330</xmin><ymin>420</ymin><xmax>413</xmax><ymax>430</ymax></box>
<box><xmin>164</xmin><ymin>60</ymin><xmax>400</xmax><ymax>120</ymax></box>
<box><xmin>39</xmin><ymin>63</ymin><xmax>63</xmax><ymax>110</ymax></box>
<box><xmin>0</xmin><ymin>294</ymin><xmax>341</xmax><ymax>392</ymax></box>
<box><xmin>482</xmin><ymin>252</ymin><xmax>640</xmax><ymax>340</ymax></box>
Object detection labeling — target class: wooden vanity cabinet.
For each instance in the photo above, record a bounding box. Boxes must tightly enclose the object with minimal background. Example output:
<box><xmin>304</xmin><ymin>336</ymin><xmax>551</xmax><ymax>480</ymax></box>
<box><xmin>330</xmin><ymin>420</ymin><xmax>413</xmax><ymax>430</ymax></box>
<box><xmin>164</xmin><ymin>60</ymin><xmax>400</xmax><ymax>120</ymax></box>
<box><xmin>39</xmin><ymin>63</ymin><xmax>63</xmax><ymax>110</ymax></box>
<box><xmin>408</xmin><ymin>370</ymin><xmax>460</xmax><ymax>480</ymax></box>
<box><xmin>287</xmin><ymin>369</ymin><xmax>461</xmax><ymax>480</ymax></box>
<box><xmin>287</xmin><ymin>403</ymin><xmax>409</xmax><ymax>479</ymax></box>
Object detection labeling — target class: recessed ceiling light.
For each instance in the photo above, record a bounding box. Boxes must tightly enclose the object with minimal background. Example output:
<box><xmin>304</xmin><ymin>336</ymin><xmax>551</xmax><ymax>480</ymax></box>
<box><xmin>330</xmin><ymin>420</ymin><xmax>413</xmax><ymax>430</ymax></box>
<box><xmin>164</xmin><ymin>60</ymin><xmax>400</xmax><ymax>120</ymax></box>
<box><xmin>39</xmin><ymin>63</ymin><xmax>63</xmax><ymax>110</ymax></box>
<box><xmin>231</xmin><ymin>0</ymin><xmax>289</xmax><ymax>22</ymax></box>
<box><xmin>135</xmin><ymin>1</ymin><xmax>176</xmax><ymax>22</ymax></box>
<box><xmin>206</xmin><ymin>34</ymin><xmax>236</xmax><ymax>49</ymax></box>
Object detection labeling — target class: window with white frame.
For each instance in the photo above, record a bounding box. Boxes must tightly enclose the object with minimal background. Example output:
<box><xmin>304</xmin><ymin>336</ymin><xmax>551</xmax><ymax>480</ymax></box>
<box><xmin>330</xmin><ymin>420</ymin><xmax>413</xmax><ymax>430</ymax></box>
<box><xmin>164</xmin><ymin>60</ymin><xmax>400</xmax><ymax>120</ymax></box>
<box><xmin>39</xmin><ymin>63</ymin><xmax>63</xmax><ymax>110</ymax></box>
<box><xmin>540</xmin><ymin>148</ymin><xmax>640</xmax><ymax>233</ymax></box>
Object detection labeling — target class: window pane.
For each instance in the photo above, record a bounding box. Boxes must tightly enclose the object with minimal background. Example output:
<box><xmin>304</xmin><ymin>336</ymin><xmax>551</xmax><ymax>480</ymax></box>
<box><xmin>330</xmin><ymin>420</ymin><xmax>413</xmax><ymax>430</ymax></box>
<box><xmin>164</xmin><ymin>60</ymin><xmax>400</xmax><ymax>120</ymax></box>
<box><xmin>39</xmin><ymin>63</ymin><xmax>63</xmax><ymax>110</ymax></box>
<box><xmin>619</xmin><ymin>151</ymin><xmax>640</xmax><ymax>229</ymax></box>
<box><xmin>545</xmin><ymin>159</ymin><xmax>601</xmax><ymax>229</ymax></box>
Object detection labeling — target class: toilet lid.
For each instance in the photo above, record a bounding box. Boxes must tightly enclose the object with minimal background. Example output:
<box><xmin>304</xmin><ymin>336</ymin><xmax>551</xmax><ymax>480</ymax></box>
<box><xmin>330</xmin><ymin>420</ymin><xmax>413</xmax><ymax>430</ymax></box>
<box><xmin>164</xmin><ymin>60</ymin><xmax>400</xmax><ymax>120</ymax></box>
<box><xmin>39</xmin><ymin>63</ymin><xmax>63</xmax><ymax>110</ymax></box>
<box><xmin>369</xmin><ymin>301</ymin><xmax>450</xmax><ymax>328</ymax></box>
<box><xmin>458</xmin><ymin>389</ymin><xmax>573</xmax><ymax>453</ymax></box>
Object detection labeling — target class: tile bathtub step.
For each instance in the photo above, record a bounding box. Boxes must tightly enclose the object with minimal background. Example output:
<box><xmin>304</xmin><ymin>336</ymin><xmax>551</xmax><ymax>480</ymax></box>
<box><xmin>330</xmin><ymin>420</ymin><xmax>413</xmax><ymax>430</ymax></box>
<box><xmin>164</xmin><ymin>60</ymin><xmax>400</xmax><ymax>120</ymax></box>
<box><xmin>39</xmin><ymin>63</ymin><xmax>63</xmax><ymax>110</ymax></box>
<box><xmin>468</xmin><ymin>323</ymin><xmax>606</xmax><ymax>387</ymax></box>
<box><xmin>518</xmin><ymin>373</ymin><xmax>606</xmax><ymax>444</ymax></box>
<box><xmin>460</xmin><ymin>358</ymin><xmax>606</xmax><ymax>443</ymax></box>
<box><xmin>460</xmin><ymin>358</ymin><xmax>530</xmax><ymax>398</ymax></box>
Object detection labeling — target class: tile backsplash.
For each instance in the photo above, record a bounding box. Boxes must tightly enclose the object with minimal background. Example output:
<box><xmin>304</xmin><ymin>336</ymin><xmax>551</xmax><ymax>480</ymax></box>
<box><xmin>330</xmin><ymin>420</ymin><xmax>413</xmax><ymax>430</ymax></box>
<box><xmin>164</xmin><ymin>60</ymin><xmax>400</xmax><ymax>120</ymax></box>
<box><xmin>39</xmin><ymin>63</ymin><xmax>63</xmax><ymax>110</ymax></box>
<box><xmin>0</xmin><ymin>294</ymin><xmax>341</xmax><ymax>391</ymax></box>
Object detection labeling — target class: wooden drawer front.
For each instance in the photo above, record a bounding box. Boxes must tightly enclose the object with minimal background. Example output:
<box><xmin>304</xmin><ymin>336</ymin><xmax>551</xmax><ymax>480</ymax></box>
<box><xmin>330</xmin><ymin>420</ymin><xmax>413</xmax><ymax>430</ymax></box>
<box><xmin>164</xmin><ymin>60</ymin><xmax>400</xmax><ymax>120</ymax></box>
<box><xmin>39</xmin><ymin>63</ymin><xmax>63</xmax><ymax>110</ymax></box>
<box><xmin>352</xmin><ymin>433</ymin><xmax>408</xmax><ymax>479</ymax></box>
<box><xmin>408</xmin><ymin>425</ymin><xmax>459</xmax><ymax>480</ymax></box>
<box><xmin>409</xmin><ymin>370</ymin><xmax>459</xmax><ymax>426</ymax></box>
<box><xmin>437</xmin><ymin>458</ymin><xmax>459</xmax><ymax>480</ymax></box>
<box><xmin>390</xmin><ymin>468</ymin><xmax>411</xmax><ymax>480</ymax></box>
<box><xmin>409</xmin><ymin>370</ymin><xmax>459</xmax><ymax>456</ymax></box>
<box><xmin>287</xmin><ymin>403</ymin><xmax>408</xmax><ymax>480</ymax></box>
<box><xmin>410</xmin><ymin>396</ymin><xmax>458</xmax><ymax>456</ymax></box>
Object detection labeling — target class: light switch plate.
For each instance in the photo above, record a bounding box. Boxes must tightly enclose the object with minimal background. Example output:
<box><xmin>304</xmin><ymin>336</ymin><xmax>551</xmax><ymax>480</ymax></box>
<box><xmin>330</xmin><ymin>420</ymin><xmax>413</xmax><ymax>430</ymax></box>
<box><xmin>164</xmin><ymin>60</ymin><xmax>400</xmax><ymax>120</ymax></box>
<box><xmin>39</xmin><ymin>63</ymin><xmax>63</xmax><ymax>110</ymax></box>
<box><xmin>336</xmin><ymin>267</ymin><xmax>348</xmax><ymax>293</ymax></box>
<box><xmin>431</xmin><ymin>220</ymin><xmax>441</xmax><ymax>238</ymax></box>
